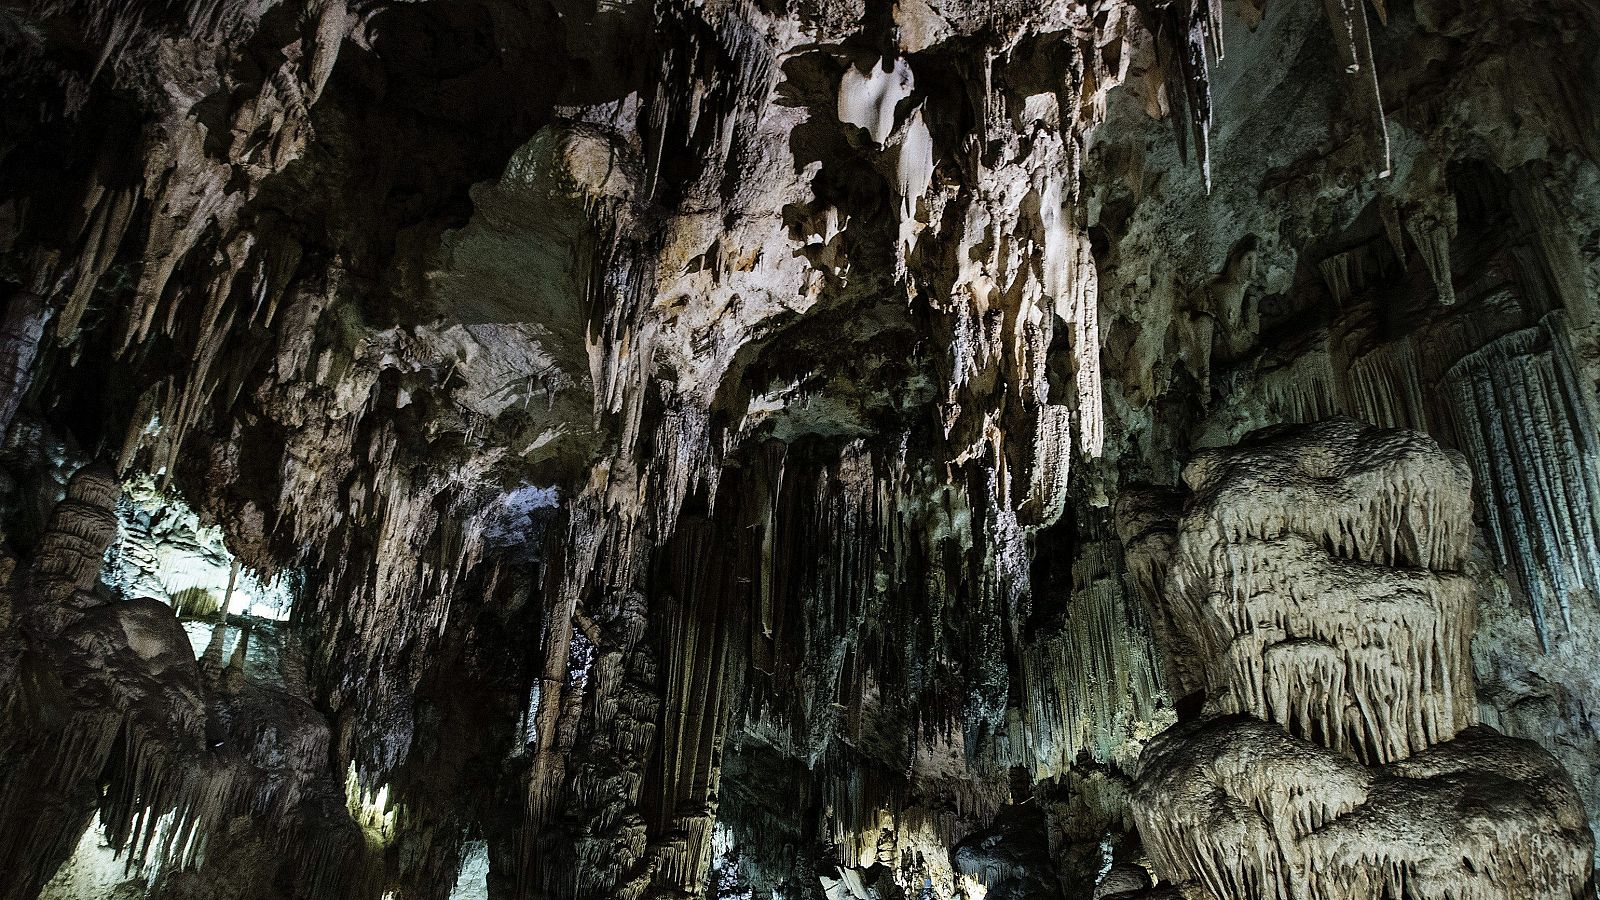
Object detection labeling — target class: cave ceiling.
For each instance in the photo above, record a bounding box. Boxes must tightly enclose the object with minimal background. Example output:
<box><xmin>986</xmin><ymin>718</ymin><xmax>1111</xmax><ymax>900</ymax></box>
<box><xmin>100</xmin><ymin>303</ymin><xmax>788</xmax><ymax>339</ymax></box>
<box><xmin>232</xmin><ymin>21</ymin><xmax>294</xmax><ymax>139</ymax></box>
<box><xmin>0</xmin><ymin>0</ymin><xmax>1598</xmax><ymax>897</ymax></box>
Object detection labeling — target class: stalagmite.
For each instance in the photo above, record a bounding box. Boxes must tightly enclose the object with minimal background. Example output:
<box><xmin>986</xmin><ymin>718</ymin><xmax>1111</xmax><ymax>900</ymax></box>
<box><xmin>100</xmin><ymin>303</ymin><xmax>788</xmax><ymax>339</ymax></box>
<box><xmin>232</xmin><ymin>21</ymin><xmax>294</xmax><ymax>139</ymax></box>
<box><xmin>1165</xmin><ymin>419</ymin><xmax>1477</xmax><ymax>760</ymax></box>
<box><xmin>1135</xmin><ymin>718</ymin><xmax>1593</xmax><ymax>900</ymax></box>
<box><xmin>1127</xmin><ymin>420</ymin><xmax>1594</xmax><ymax>899</ymax></box>
<box><xmin>32</xmin><ymin>465</ymin><xmax>122</xmax><ymax>616</ymax></box>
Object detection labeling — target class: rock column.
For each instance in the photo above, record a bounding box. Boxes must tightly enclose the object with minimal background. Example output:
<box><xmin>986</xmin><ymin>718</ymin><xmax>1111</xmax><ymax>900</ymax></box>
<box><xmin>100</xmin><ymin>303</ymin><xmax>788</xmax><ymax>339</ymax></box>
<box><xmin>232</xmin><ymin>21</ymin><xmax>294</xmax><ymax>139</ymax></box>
<box><xmin>1122</xmin><ymin>419</ymin><xmax>1594</xmax><ymax>900</ymax></box>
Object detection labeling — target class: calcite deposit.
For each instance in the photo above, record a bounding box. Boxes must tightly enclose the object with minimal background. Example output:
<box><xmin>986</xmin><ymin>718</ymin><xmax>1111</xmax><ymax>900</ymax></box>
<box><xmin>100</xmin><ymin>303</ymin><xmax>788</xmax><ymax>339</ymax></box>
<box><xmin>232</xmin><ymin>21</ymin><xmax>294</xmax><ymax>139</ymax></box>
<box><xmin>1129</xmin><ymin>420</ymin><xmax>1594</xmax><ymax>900</ymax></box>
<box><xmin>1136</xmin><ymin>717</ymin><xmax>1593</xmax><ymax>900</ymax></box>
<box><xmin>1168</xmin><ymin>420</ymin><xmax>1478</xmax><ymax>763</ymax></box>
<box><xmin>0</xmin><ymin>0</ymin><xmax>1597</xmax><ymax>895</ymax></box>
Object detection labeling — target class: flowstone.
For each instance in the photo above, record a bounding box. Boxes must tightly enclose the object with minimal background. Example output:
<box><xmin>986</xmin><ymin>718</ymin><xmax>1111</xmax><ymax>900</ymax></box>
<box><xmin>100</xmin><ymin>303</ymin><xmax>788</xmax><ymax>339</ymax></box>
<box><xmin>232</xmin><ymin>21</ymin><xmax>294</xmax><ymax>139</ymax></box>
<box><xmin>1127</xmin><ymin>419</ymin><xmax>1594</xmax><ymax>900</ymax></box>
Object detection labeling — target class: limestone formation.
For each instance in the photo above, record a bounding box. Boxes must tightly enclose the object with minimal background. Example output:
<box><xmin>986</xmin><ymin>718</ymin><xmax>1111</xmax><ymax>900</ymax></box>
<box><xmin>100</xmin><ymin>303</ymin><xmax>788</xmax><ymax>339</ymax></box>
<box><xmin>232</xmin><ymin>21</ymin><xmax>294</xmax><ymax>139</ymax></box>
<box><xmin>0</xmin><ymin>0</ymin><xmax>1597</xmax><ymax>896</ymax></box>
<box><xmin>1170</xmin><ymin>419</ymin><xmax>1478</xmax><ymax>763</ymax></box>
<box><xmin>1128</xmin><ymin>420</ymin><xmax>1594</xmax><ymax>899</ymax></box>
<box><xmin>1137</xmin><ymin>717</ymin><xmax>1593</xmax><ymax>900</ymax></box>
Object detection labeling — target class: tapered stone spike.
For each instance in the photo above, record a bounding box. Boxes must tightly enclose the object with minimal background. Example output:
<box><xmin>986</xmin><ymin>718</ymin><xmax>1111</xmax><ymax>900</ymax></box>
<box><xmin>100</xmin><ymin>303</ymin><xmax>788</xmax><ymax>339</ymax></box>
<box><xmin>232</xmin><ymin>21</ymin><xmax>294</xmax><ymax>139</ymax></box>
<box><xmin>1322</xmin><ymin>0</ymin><xmax>1392</xmax><ymax>176</ymax></box>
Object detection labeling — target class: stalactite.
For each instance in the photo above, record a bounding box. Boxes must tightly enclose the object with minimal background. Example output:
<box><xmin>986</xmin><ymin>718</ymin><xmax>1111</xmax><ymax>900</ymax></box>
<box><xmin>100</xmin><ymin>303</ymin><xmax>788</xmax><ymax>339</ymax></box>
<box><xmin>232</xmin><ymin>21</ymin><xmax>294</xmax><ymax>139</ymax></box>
<box><xmin>1405</xmin><ymin>215</ymin><xmax>1456</xmax><ymax>305</ymax></box>
<box><xmin>0</xmin><ymin>292</ymin><xmax>48</xmax><ymax>436</ymax></box>
<box><xmin>5</xmin><ymin>0</ymin><xmax>1592</xmax><ymax>895</ymax></box>
<box><xmin>55</xmin><ymin>184</ymin><xmax>136</xmax><ymax>344</ymax></box>
<box><xmin>1445</xmin><ymin>313</ymin><xmax>1600</xmax><ymax>647</ymax></box>
<box><xmin>838</xmin><ymin>58</ymin><xmax>915</xmax><ymax>145</ymax></box>
<box><xmin>1320</xmin><ymin>0</ymin><xmax>1391</xmax><ymax>176</ymax></box>
<box><xmin>1317</xmin><ymin>248</ymin><xmax>1368</xmax><ymax>307</ymax></box>
<box><xmin>897</xmin><ymin>106</ymin><xmax>935</xmax><ymax>256</ymax></box>
<box><xmin>1507</xmin><ymin>170</ymin><xmax>1597</xmax><ymax>325</ymax></box>
<box><xmin>1138</xmin><ymin>0</ymin><xmax>1216</xmax><ymax>190</ymax></box>
<box><xmin>645</xmin><ymin>516</ymin><xmax>739</xmax><ymax>897</ymax></box>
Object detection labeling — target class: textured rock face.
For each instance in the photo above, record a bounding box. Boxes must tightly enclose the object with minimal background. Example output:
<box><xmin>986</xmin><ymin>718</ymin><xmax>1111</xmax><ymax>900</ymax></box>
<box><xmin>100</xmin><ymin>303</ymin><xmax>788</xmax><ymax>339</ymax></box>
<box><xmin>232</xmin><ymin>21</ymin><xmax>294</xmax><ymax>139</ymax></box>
<box><xmin>1169</xmin><ymin>419</ymin><xmax>1478</xmax><ymax>763</ymax></box>
<box><xmin>0</xmin><ymin>0</ymin><xmax>1597</xmax><ymax>896</ymax></box>
<box><xmin>0</xmin><ymin>474</ymin><xmax>362</xmax><ymax>900</ymax></box>
<box><xmin>1128</xmin><ymin>420</ymin><xmax>1594</xmax><ymax>900</ymax></box>
<box><xmin>1137</xmin><ymin>718</ymin><xmax>1593</xmax><ymax>900</ymax></box>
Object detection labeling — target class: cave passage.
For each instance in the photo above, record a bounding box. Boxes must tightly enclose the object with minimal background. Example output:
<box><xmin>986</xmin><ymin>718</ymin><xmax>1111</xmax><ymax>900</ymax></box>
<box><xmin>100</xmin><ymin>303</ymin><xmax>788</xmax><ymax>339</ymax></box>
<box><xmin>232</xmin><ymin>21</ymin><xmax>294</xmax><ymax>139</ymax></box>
<box><xmin>1</xmin><ymin>0</ymin><xmax>1599</xmax><ymax>897</ymax></box>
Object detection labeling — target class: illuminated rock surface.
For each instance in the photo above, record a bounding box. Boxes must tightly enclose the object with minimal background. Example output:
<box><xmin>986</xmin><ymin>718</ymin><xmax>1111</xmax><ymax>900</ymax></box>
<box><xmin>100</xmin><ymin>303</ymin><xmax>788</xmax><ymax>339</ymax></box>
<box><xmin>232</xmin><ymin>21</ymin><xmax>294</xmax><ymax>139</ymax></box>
<box><xmin>0</xmin><ymin>0</ymin><xmax>1596</xmax><ymax>896</ymax></box>
<box><xmin>1129</xmin><ymin>420</ymin><xmax>1593</xmax><ymax>899</ymax></box>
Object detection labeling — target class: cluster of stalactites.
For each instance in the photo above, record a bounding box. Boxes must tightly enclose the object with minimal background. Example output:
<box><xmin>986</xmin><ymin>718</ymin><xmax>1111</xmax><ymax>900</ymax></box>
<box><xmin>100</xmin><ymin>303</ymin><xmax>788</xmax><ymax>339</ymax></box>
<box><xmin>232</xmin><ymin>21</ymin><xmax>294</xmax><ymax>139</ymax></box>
<box><xmin>1016</xmin><ymin>534</ymin><xmax>1169</xmax><ymax>778</ymax></box>
<box><xmin>512</xmin><ymin>9</ymin><xmax>1156</xmax><ymax>899</ymax></box>
<box><xmin>523</xmin><ymin>415</ymin><xmax>1102</xmax><ymax>899</ymax></box>
<box><xmin>6</xmin><ymin>0</ymin><xmax>495</xmax><ymax>786</ymax></box>
<box><xmin>1136</xmin><ymin>0</ymin><xmax>1392</xmax><ymax>190</ymax></box>
<box><xmin>834</xmin><ymin>31</ymin><xmax>1118</xmax><ymax>546</ymax></box>
<box><xmin>43</xmin><ymin>0</ymin><xmax>350</xmax><ymax>347</ymax></box>
<box><xmin>1446</xmin><ymin>314</ymin><xmax>1600</xmax><ymax>648</ymax></box>
<box><xmin>931</xmin><ymin>76</ymin><xmax>1106</xmax><ymax>532</ymax></box>
<box><xmin>11</xmin><ymin>0</ymin><xmax>357</xmax><ymax>520</ymax></box>
<box><xmin>0</xmin><ymin>462</ymin><xmax>370</xmax><ymax>900</ymax></box>
<box><xmin>0</xmin><ymin>469</ymin><xmax>212</xmax><ymax>896</ymax></box>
